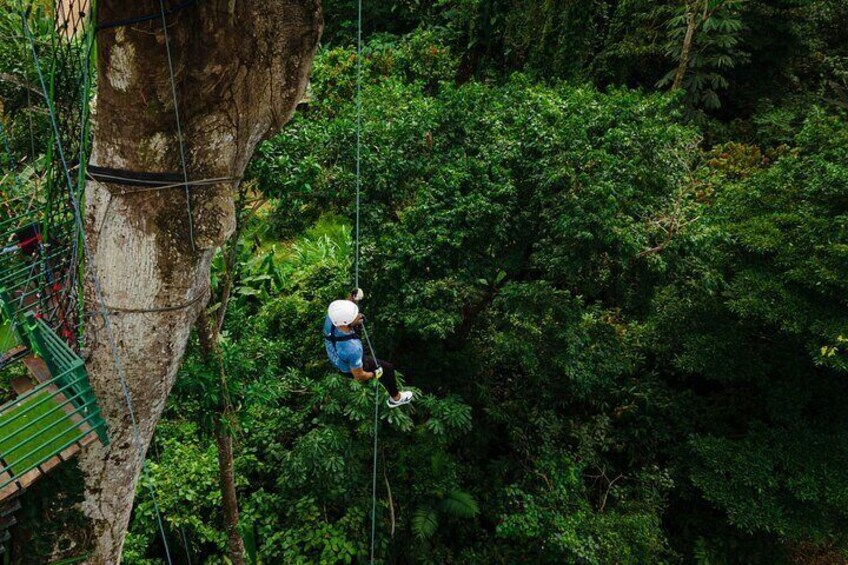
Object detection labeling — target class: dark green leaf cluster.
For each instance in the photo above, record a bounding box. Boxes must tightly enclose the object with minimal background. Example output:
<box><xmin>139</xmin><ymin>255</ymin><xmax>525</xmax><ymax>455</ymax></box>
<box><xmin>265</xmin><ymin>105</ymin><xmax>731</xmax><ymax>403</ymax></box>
<box><xmin>115</xmin><ymin>22</ymin><xmax>848</xmax><ymax>558</ymax></box>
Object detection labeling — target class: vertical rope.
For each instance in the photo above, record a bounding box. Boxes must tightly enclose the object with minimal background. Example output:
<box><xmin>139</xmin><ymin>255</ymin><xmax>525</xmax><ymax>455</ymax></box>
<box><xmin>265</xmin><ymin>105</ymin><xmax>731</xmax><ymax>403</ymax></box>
<box><xmin>158</xmin><ymin>0</ymin><xmax>196</xmax><ymax>252</ymax></box>
<box><xmin>354</xmin><ymin>2</ymin><xmax>380</xmax><ymax>562</ymax></box>
<box><xmin>364</xmin><ymin>324</ymin><xmax>381</xmax><ymax>564</ymax></box>
<box><xmin>153</xmin><ymin>437</ymin><xmax>193</xmax><ymax>565</ymax></box>
<box><xmin>370</xmin><ymin>376</ymin><xmax>379</xmax><ymax>564</ymax></box>
<box><xmin>25</xmin><ymin>39</ymin><xmax>36</xmax><ymax>164</ymax></box>
<box><xmin>365</xmin><ymin>338</ymin><xmax>385</xmax><ymax>565</ymax></box>
<box><xmin>19</xmin><ymin>6</ymin><xmax>175</xmax><ymax>563</ymax></box>
<box><xmin>355</xmin><ymin>0</ymin><xmax>362</xmax><ymax>289</ymax></box>
<box><xmin>152</xmin><ymin>9</ymin><xmax>199</xmax><ymax>555</ymax></box>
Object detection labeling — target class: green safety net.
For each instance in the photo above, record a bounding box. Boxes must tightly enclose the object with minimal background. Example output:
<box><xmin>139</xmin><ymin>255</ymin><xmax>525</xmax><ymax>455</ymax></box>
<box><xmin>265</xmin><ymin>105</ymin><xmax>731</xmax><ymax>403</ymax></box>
<box><xmin>1</xmin><ymin>0</ymin><xmax>95</xmax><ymax>360</ymax></box>
<box><xmin>0</xmin><ymin>0</ymin><xmax>107</xmax><ymax>492</ymax></box>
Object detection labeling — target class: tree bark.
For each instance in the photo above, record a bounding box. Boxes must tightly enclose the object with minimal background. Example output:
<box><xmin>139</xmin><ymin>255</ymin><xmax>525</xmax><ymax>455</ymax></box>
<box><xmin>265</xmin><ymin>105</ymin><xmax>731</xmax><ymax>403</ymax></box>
<box><xmin>672</xmin><ymin>1</ymin><xmax>698</xmax><ymax>91</ymax></box>
<box><xmin>215</xmin><ymin>417</ymin><xmax>243</xmax><ymax>563</ymax></box>
<box><xmin>197</xmin><ymin>308</ymin><xmax>245</xmax><ymax>565</ymax></box>
<box><xmin>78</xmin><ymin>2</ymin><xmax>322</xmax><ymax>562</ymax></box>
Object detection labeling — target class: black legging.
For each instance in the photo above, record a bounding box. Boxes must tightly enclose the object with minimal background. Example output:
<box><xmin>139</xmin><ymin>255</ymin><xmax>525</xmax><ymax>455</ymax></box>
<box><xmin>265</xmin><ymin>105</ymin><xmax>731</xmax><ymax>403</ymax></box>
<box><xmin>362</xmin><ymin>356</ymin><xmax>399</xmax><ymax>397</ymax></box>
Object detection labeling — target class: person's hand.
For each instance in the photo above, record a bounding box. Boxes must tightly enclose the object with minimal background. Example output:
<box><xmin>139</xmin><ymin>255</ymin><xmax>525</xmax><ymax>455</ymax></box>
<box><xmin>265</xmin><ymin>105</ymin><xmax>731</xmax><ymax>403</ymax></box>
<box><xmin>350</xmin><ymin>288</ymin><xmax>365</xmax><ymax>302</ymax></box>
<box><xmin>373</xmin><ymin>367</ymin><xmax>384</xmax><ymax>380</ymax></box>
<box><xmin>352</xmin><ymin>313</ymin><xmax>365</xmax><ymax>327</ymax></box>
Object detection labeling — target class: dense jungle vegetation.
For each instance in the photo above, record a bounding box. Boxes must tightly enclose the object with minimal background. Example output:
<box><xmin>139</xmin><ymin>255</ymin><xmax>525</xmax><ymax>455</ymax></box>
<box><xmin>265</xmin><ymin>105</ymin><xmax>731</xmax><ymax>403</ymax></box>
<box><xmin>2</xmin><ymin>0</ymin><xmax>848</xmax><ymax>563</ymax></box>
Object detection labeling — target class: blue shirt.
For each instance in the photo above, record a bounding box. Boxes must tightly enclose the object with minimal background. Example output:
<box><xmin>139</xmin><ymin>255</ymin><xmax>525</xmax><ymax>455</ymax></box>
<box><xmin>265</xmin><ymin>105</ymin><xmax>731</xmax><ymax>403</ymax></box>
<box><xmin>323</xmin><ymin>316</ymin><xmax>363</xmax><ymax>373</ymax></box>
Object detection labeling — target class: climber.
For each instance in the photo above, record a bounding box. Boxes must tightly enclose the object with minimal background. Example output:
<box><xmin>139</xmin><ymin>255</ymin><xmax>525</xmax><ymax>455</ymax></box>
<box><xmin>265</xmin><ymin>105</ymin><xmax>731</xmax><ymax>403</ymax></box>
<box><xmin>324</xmin><ymin>289</ymin><xmax>414</xmax><ymax>408</ymax></box>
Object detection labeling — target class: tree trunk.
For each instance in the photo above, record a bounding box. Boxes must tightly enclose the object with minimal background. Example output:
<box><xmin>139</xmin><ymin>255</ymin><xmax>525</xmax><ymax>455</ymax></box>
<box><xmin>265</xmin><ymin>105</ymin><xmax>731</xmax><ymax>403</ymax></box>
<box><xmin>215</xmin><ymin>415</ymin><xmax>244</xmax><ymax>564</ymax></box>
<box><xmin>204</xmin><ymin>188</ymin><xmax>252</xmax><ymax>565</ymax></box>
<box><xmin>197</xmin><ymin>306</ymin><xmax>245</xmax><ymax>565</ymax></box>
<box><xmin>672</xmin><ymin>0</ymin><xmax>699</xmax><ymax>91</ymax></box>
<box><xmin>78</xmin><ymin>2</ymin><xmax>322</xmax><ymax>562</ymax></box>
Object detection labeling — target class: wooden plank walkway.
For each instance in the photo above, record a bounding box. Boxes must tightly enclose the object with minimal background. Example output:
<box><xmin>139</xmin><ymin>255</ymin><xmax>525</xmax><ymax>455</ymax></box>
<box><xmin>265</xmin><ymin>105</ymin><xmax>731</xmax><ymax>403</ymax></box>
<box><xmin>0</xmin><ymin>346</ymin><xmax>27</xmax><ymax>371</ymax></box>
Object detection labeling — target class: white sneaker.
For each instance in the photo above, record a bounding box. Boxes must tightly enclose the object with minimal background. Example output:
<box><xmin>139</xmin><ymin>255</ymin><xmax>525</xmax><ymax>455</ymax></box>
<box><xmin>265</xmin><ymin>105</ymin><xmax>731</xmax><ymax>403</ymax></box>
<box><xmin>387</xmin><ymin>390</ymin><xmax>413</xmax><ymax>408</ymax></box>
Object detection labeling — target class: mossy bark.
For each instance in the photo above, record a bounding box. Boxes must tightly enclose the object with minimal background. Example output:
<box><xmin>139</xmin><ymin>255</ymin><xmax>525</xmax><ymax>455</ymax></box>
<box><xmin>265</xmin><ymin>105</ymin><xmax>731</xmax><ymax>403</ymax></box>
<box><xmin>77</xmin><ymin>2</ymin><xmax>322</xmax><ymax>562</ymax></box>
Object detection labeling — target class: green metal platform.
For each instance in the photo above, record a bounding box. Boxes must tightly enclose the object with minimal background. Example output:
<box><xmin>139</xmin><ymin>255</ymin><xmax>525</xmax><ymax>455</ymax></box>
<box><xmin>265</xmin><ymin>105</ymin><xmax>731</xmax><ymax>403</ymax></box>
<box><xmin>0</xmin><ymin>313</ymin><xmax>107</xmax><ymax>500</ymax></box>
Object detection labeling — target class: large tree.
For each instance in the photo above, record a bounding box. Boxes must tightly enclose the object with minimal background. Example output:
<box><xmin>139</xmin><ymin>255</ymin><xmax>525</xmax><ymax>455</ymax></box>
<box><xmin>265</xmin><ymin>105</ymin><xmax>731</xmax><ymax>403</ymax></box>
<box><xmin>79</xmin><ymin>1</ymin><xmax>321</xmax><ymax>561</ymax></box>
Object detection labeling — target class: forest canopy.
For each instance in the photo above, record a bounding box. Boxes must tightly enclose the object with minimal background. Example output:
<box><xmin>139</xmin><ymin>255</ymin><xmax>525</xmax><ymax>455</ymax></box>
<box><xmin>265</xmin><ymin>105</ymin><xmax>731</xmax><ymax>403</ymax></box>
<box><xmin>1</xmin><ymin>0</ymin><xmax>847</xmax><ymax>563</ymax></box>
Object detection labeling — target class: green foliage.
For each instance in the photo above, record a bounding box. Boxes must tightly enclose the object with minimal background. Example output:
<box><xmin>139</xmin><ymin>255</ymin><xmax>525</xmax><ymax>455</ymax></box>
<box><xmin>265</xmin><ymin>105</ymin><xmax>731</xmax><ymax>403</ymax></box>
<box><xmin>126</xmin><ymin>425</ymin><xmax>229</xmax><ymax>560</ymax></box>
<box><xmin>236</xmin><ymin>43</ymin><xmax>701</xmax><ymax>563</ymax></box>
<box><xmin>496</xmin><ymin>458</ymin><xmax>671</xmax><ymax>564</ymax></box>
<box><xmin>237</xmin><ymin>36</ymin><xmax>848</xmax><ymax>563</ymax></box>
<box><xmin>0</xmin><ymin>2</ymin><xmax>66</xmax><ymax>160</ymax></box>
<box><xmin>4</xmin><ymin>1</ymin><xmax>843</xmax><ymax>562</ymax></box>
<box><xmin>439</xmin><ymin>489</ymin><xmax>479</xmax><ymax>519</ymax></box>
<box><xmin>123</xmin><ymin>210</ymin><xmax>479</xmax><ymax>562</ymax></box>
<box><xmin>316</xmin><ymin>0</ymin><xmax>848</xmax><ymax>116</ymax></box>
<box><xmin>690</xmin><ymin>424</ymin><xmax>848</xmax><ymax>542</ymax></box>
<box><xmin>411</xmin><ymin>507</ymin><xmax>439</xmax><ymax>540</ymax></box>
<box><xmin>720</xmin><ymin>111</ymin><xmax>848</xmax><ymax>370</ymax></box>
<box><xmin>647</xmin><ymin>108</ymin><xmax>848</xmax><ymax>559</ymax></box>
<box><xmin>116</xmin><ymin>26</ymin><xmax>844</xmax><ymax>560</ymax></box>
<box><xmin>492</xmin><ymin>0</ymin><xmax>610</xmax><ymax>81</ymax></box>
<box><xmin>659</xmin><ymin>0</ymin><xmax>748</xmax><ymax>109</ymax></box>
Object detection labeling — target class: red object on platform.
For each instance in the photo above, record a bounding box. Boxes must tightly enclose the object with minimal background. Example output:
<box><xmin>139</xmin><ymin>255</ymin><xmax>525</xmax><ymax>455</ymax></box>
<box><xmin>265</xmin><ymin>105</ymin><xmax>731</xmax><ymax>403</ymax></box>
<box><xmin>16</xmin><ymin>225</ymin><xmax>42</xmax><ymax>256</ymax></box>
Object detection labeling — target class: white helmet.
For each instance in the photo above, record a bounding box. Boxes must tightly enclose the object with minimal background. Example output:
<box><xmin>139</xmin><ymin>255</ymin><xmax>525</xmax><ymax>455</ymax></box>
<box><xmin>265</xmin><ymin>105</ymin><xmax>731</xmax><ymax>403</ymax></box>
<box><xmin>328</xmin><ymin>300</ymin><xmax>359</xmax><ymax>327</ymax></box>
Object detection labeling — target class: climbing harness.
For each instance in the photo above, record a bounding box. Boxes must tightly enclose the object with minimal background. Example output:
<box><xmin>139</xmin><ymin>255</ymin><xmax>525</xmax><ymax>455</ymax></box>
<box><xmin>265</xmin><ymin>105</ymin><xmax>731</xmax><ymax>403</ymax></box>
<box><xmin>324</xmin><ymin>327</ymin><xmax>360</xmax><ymax>348</ymax></box>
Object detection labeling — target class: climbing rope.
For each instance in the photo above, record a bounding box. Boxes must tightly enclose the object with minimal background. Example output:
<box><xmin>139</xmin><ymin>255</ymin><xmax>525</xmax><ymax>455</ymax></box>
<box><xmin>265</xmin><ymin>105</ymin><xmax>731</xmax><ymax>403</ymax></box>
<box><xmin>149</xmin><ymin>5</ymin><xmax>198</xmax><ymax>556</ymax></box>
<box><xmin>98</xmin><ymin>288</ymin><xmax>208</xmax><ymax>315</ymax></box>
<box><xmin>365</xmin><ymin>325</ymin><xmax>381</xmax><ymax>564</ymax></box>
<box><xmin>355</xmin><ymin>0</ymin><xmax>363</xmax><ymax>291</ymax></box>
<box><xmin>18</xmin><ymin>4</ymin><xmax>177</xmax><ymax>563</ymax></box>
<box><xmin>351</xmin><ymin>1</ymin><xmax>383</xmax><ymax>562</ymax></box>
<box><xmin>158</xmin><ymin>0</ymin><xmax>196</xmax><ymax>252</ymax></box>
<box><xmin>151</xmin><ymin>436</ymin><xmax>193</xmax><ymax>565</ymax></box>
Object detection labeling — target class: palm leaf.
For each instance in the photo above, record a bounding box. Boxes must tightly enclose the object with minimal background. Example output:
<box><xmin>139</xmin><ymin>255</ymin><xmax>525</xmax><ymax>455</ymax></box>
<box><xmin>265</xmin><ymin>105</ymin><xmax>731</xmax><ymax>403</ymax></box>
<box><xmin>438</xmin><ymin>490</ymin><xmax>479</xmax><ymax>519</ymax></box>
<box><xmin>411</xmin><ymin>507</ymin><xmax>439</xmax><ymax>540</ymax></box>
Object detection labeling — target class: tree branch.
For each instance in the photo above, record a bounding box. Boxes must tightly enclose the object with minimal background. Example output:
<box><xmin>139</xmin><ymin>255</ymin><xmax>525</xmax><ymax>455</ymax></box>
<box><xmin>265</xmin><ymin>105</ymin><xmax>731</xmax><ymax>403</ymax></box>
<box><xmin>0</xmin><ymin>72</ymin><xmax>45</xmax><ymax>98</ymax></box>
<box><xmin>382</xmin><ymin>450</ymin><xmax>396</xmax><ymax>537</ymax></box>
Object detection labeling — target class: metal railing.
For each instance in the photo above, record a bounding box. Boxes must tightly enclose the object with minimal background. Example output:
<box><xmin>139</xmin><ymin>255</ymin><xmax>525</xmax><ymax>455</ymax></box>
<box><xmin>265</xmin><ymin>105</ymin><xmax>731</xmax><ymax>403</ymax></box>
<box><xmin>0</xmin><ymin>314</ymin><xmax>108</xmax><ymax>491</ymax></box>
